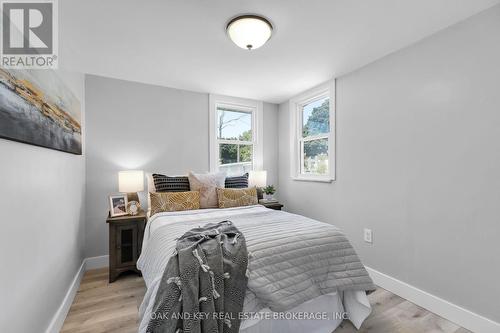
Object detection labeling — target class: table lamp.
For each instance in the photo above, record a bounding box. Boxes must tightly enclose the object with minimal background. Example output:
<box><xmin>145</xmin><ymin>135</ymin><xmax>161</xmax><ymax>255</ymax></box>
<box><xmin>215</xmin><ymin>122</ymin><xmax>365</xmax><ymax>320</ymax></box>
<box><xmin>249</xmin><ymin>170</ymin><xmax>267</xmax><ymax>200</ymax></box>
<box><xmin>118</xmin><ymin>170</ymin><xmax>144</xmax><ymax>203</ymax></box>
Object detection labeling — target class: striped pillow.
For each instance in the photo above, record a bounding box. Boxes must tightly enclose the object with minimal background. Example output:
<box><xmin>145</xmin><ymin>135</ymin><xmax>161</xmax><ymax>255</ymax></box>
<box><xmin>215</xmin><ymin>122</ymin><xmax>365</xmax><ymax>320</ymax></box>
<box><xmin>225</xmin><ymin>173</ymin><xmax>249</xmax><ymax>188</ymax></box>
<box><xmin>152</xmin><ymin>174</ymin><xmax>190</xmax><ymax>192</ymax></box>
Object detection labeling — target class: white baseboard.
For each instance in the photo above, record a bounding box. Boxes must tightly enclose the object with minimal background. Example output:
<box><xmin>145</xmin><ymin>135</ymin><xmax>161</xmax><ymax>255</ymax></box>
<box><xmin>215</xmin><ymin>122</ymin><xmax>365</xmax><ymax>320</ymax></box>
<box><xmin>45</xmin><ymin>261</ymin><xmax>86</xmax><ymax>333</ymax></box>
<box><xmin>366</xmin><ymin>267</ymin><xmax>500</xmax><ymax>333</ymax></box>
<box><xmin>84</xmin><ymin>255</ymin><xmax>109</xmax><ymax>270</ymax></box>
<box><xmin>44</xmin><ymin>255</ymin><xmax>110</xmax><ymax>333</ymax></box>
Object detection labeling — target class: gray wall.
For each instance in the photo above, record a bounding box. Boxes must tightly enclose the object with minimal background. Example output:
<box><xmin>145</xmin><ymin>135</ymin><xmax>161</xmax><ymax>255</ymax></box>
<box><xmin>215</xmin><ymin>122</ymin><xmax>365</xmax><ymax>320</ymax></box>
<box><xmin>263</xmin><ymin>102</ymin><xmax>279</xmax><ymax>189</ymax></box>
<box><xmin>85</xmin><ymin>75</ymin><xmax>279</xmax><ymax>258</ymax></box>
<box><xmin>0</xmin><ymin>72</ymin><xmax>85</xmax><ymax>333</ymax></box>
<box><xmin>278</xmin><ymin>5</ymin><xmax>500</xmax><ymax>322</ymax></box>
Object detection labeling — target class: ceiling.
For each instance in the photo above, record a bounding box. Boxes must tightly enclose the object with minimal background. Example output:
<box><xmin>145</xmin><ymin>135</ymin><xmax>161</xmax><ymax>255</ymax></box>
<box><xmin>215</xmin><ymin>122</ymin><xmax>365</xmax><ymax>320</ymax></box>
<box><xmin>60</xmin><ymin>0</ymin><xmax>500</xmax><ymax>103</ymax></box>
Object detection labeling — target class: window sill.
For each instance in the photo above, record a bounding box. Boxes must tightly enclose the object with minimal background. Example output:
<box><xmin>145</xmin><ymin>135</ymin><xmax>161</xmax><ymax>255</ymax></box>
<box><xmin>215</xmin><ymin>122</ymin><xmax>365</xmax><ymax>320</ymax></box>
<box><xmin>292</xmin><ymin>176</ymin><xmax>334</xmax><ymax>183</ymax></box>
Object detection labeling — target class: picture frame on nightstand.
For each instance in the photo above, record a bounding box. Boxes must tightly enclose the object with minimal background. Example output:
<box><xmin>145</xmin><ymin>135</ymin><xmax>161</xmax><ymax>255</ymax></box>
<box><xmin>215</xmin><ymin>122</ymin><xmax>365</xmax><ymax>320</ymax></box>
<box><xmin>109</xmin><ymin>194</ymin><xmax>128</xmax><ymax>217</ymax></box>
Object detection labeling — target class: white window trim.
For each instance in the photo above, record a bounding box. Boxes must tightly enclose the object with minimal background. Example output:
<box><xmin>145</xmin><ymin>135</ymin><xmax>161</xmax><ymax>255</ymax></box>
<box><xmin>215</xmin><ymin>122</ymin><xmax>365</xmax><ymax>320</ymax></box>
<box><xmin>209</xmin><ymin>94</ymin><xmax>263</xmax><ymax>173</ymax></box>
<box><xmin>289</xmin><ymin>80</ymin><xmax>336</xmax><ymax>182</ymax></box>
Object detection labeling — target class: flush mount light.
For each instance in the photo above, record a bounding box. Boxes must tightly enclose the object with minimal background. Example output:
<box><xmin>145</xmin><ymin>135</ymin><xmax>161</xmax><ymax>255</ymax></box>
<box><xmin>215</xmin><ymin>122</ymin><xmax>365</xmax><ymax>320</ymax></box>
<box><xmin>226</xmin><ymin>15</ymin><xmax>273</xmax><ymax>50</ymax></box>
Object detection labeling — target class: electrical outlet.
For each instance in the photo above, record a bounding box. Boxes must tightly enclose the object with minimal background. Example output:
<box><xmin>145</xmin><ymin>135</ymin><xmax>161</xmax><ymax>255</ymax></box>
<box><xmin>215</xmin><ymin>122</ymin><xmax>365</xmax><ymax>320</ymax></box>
<box><xmin>364</xmin><ymin>228</ymin><xmax>373</xmax><ymax>244</ymax></box>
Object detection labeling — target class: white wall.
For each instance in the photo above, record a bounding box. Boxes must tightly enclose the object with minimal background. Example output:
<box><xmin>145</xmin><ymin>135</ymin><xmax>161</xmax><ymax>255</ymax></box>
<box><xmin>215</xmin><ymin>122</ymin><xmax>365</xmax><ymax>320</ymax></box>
<box><xmin>0</xmin><ymin>71</ymin><xmax>85</xmax><ymax>333</ymax></box>
<box><xmin>84</xmin><ymin>75</ymin><xmax>279</xmax><ymax>258</ymax></box>
<box><xmin>279</xmin><ymin>5</ymin><xmax>500</xmax><ymax>323</ymax></box>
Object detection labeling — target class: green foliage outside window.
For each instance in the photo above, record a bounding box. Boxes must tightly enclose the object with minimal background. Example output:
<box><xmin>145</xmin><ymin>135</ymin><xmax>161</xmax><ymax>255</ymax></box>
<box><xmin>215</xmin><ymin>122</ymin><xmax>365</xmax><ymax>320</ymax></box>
<box><xmin>303</xmin><ymin>99</ymin><xmax>329</xmax><ymax>137</ymax></box>
<box><xmin>219</xmin><ymin>129</ymin><xmax>252</xmax><ymax>165</ymax></box>
<box><xmin>302</xmin><ymin>99</ymin><xmax>329</xmax><ymax>174</ymax></box>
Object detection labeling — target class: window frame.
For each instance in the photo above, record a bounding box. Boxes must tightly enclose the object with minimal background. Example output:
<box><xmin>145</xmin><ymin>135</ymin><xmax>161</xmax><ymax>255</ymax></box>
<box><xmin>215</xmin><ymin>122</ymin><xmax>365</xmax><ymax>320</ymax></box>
<box><xmin>290</xmin><ymin>80</ymin><xmax>335</xmax><ymax>182</ymax></box>
<box><xmin>209</xmin><ymin>94</ymin><xmax>263</xmax><ymax>174</ymax></box>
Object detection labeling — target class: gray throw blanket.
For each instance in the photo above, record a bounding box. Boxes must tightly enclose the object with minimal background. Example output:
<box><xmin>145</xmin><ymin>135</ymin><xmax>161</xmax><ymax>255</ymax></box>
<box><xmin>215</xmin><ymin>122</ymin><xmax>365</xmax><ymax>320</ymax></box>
<box><xmin>147</xmin><ymin>221</ymin><xmax>248</xmax><ymax>333</ymax></box>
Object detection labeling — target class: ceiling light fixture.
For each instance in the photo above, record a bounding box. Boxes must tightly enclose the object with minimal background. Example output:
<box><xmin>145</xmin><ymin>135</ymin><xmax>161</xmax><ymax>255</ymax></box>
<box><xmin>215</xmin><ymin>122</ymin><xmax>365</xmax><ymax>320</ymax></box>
<box><xmin>226</xmin><ymin>15</ymin><xmax>273</xmax><ymax>50</ymax></box>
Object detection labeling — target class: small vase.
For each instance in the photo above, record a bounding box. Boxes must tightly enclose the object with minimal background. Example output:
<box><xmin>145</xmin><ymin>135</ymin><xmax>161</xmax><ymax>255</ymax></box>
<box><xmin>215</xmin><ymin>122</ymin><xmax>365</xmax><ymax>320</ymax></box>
<box><xmin>264</xmin><ymin>194</ymin><xmax>275</xmax><ymax>201</ymax></box>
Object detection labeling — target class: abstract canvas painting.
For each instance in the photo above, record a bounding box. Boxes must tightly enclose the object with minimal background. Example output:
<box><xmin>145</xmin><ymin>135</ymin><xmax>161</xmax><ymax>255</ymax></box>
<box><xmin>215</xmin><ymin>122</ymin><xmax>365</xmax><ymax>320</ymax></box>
<box><xmin>0</xmin><ymin>68</ymin><xmax>82</xmax><ymax>154</ymax></box>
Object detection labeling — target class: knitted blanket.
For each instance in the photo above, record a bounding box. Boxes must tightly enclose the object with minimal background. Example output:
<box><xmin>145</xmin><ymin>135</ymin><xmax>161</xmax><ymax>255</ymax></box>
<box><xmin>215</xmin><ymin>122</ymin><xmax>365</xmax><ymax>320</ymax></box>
<box><xmin>146</xmin><ymin>221</ymin><xmax>248</xmax><ymax>333</ymax></box>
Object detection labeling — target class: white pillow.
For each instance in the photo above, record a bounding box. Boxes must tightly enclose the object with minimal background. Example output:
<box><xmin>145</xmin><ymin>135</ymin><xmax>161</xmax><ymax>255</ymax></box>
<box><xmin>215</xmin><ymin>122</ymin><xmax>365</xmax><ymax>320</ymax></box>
<box><xmin>188</xmin><ymin>171</ymin><xmax>226</xmax><ymax>208</ymax></box>
<box><xmin>146</xmin><ymin>172</ymin><xmax>156</xmax><ymax>193</ymax></box>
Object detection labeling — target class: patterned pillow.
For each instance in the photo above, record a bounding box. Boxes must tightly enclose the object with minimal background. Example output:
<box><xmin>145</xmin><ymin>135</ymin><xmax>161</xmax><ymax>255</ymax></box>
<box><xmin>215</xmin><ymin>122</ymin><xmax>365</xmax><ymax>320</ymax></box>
<box><xmin>152</xmin><ymin>174</ymin><xmax>190</xmax><ymax>192</ymax></box>
<box><xmin>225</xmin><ymin>173</ymin><xmax>249</xmax><ymax>188</ymax></box>
<box><xmin>216</xmin><ymin>187</ymin><xmax>258</xmax><ymax>208</ymax></box>
<box><xmin>188</xmin><ymin>172</ymin><xmax>226</xmax><ymax>208</ymax></box>
<box><xmin>149</xmin><ymin>191</ymin><xmax>200</xmax><ymax>216</ymax></box>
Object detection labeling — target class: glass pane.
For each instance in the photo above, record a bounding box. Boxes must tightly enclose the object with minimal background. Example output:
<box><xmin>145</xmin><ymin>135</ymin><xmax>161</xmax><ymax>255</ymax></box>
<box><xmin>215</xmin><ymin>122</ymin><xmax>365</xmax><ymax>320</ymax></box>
<box><xmin>122</xmin><ymin>228</ymin><xmax>133</xmax><ymax>245</ymax></box>
<box><xmin>219</xmin><ymin>143</ymin><xmax>253</xmax><ymax>176</ymax></box>
<box><xmin>121</xmin><ymin>245</ymin><xmax>133</xmax><ymax>263</ymax></box>
<box><xmin>217</xmin><ymin>108</ymin><xmax>252</xmax><ymax>140</ymax></box>
<box><xmin>239</xmin><ymin>144</ymin><xmax>252</xmax><ymax>162</ymax></box>
<box><xmin>303</xmin><ymin>138</ymin><xmax>329</xmax><ymax>175</ymax></box>
<box><xmin>120</xmin><ymin>229</ymin><xmax>133</xmax><ymax>263</ymax></box>
<box><xmin>219</xmin><ymin>162</ymin><xmax>253</xmax><ymax>177</ymax></box>
<box><xmin>302</xmin><ymin>97</ymin><xmax>329</xmax><ymax>137</ymax></box>
<box><xmin>219</xmin><ymin>143</ymin><xmax>237</xmax><ymax>165</ymax></box>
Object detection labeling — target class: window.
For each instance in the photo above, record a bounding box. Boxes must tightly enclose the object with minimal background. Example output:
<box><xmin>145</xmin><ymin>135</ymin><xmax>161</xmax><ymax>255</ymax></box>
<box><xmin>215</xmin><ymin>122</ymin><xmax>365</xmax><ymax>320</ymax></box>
<box><xmin>217</xmin><ymin>108</ymin><xmax>253</xmax><ymax>174</ymax></box>
<box><xmin>209</xmin><ymin>95</ymin><xmax>263</xmax><ymax>176</ymax></box>
<box><xmin>290</xmin><ymin>80</ymin><xmax>335</xmax><ymax>182</ymax></box>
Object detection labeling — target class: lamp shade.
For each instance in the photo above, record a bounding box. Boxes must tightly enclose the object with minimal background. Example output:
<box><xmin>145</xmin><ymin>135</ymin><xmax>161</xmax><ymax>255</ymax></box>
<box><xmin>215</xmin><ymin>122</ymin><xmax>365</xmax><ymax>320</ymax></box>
<box><xmin>118</xmin><ymin>170</ymin><xmax>144</xmax><ymax>193</ymax></box>
<box><xmin>249</xmin><ymin>170</ymin><xmax>267</xmax><ymax>188</ymax></box>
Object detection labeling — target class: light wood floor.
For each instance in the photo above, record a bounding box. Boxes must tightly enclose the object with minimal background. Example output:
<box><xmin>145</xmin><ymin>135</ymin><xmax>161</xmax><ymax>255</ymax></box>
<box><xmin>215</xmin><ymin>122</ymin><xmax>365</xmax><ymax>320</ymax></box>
<box><xmin>61</xmin><ymin>268</ymin><xmax>471</xmax><ymax>333</ymax></box>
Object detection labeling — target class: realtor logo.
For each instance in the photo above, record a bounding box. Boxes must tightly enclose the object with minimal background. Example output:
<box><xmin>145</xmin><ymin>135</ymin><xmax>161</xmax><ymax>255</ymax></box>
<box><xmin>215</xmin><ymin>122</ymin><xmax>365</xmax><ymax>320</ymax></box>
<box><xmin>1</xmin><ymin>0</ymin><xmax>58</xmax><ymax>68</ymax></box>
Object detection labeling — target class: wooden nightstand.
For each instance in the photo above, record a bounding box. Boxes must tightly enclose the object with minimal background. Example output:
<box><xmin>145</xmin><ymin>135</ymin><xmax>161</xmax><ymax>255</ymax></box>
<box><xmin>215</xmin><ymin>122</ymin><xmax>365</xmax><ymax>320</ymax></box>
<box><xmin>259</xmin><ymin>201</ymin><xmax>284</xmax><ymax>210</ymax></box>
<box><xmin>106</xmin><ymin>211</ymin><xmax>147</xmax><ymax>283</ymax></box>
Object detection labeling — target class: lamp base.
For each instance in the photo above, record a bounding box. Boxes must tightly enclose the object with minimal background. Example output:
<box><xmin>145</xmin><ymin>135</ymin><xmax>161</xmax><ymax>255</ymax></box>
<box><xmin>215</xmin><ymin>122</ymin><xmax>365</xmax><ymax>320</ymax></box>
<box><xmin>256</xmin><ymin>187</ymin><xmax>264</xmax><ymax>200</ymax></box>
<box><xmin>127</xmin><ymin>192</ymin><xmax>139</xmax><ymax>203</ymax></box>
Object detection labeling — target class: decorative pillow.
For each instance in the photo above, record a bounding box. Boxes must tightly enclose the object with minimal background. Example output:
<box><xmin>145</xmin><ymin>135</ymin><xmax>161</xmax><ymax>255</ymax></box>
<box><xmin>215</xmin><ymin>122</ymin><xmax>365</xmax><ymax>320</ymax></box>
<box><xmin>216</xmin><ymin>187</ymin><xmax>258</xmax><ymax>208</ymax></box>
<box><xmin>225</xmin><ymin>173</ymin><xmax>249</xmax><ymax>188</ymax></box>
<box><xmin>149</xmin><ymin>191</ymin><xmax>200</xmax><ymax>216</ymax></box>
<box><xmin>152</xmin><ymin>174</ymin><xmax>190</xmax><ymax>192</ymax></box>
<box><xmin>188</xmin><ymin>171</ymin><xmax>226</xmax><ymax>208</ymax></box>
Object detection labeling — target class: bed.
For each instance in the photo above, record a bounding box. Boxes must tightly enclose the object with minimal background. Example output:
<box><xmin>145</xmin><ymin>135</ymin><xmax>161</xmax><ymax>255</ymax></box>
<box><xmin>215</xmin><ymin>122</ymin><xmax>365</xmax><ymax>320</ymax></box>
<box><xmin>137</xmin><ymin>205</ymin><xmax>374</xmax><ymax>333</ymax></box>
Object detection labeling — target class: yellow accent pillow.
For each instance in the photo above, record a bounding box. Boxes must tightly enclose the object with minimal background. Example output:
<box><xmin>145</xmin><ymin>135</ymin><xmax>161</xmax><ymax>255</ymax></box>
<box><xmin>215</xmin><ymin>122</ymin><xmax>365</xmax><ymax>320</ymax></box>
<box><xmin>216</xmin><ymin>187</ymin><xmax>258</xmax><ymax>208</ymax></box>
<box><xmin>149</xmin><ymin>191</ymin><xmax>200</xmax><ymax>216</ymax></box>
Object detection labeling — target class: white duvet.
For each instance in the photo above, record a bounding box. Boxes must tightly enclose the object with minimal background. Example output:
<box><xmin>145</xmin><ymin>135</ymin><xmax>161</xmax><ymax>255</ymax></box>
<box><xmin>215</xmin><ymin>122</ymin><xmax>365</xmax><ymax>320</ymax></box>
<box><xmin>137</xmin><ymin>205</ymin><xmax>372</xmax><ymax>333</ymax></box>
